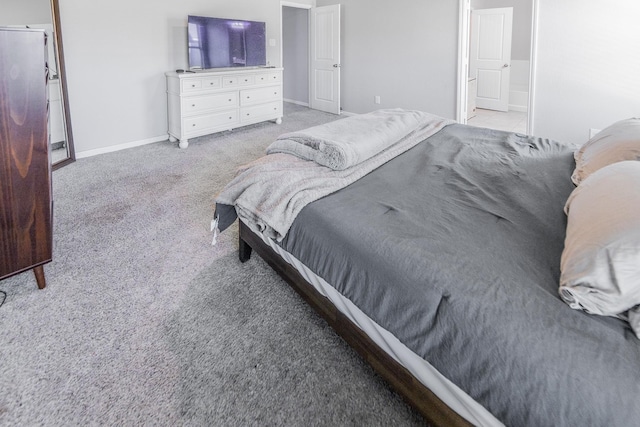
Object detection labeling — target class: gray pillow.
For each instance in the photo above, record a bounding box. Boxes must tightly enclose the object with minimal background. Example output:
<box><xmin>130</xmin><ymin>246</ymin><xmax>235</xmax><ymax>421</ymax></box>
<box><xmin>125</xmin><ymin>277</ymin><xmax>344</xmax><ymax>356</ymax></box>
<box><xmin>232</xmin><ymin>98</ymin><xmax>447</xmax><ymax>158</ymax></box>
<box><xmin>559</xmin><ymin>161</ymin><xmax>640</xmax><ymax>338</ymax></box>
<box><xmin>572</xmin><ymin>118</ymin><xmax>640</xmax><ymax>185</ymax></box>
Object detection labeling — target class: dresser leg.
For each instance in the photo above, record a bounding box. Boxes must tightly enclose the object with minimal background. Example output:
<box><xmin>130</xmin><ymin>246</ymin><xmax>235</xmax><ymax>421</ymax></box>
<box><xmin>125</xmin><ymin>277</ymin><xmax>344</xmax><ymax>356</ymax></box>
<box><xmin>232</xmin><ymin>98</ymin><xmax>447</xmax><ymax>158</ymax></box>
<box><xmin>179</xmin><ymin>138</ymin><xmax>189</xmax><ymax>149</ymax></box>
<box><xmin>33</xmin><ymin>266</ymin><xmax>46</xmax><ymax>289</ymax></box>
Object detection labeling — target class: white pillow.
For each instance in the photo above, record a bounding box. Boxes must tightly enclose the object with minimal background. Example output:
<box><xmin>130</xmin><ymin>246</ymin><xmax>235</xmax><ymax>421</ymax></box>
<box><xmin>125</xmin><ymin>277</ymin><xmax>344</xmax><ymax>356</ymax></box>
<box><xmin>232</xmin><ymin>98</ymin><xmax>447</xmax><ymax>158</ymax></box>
<box><xmin>572</xmin><ymin>118</ymin><xmax>640</xmax><ymax>185</ymax></box>
<box><xmin>559</xmin><ymin>161</ymin><xmax>640</xmax><ymax>338</ymax></box>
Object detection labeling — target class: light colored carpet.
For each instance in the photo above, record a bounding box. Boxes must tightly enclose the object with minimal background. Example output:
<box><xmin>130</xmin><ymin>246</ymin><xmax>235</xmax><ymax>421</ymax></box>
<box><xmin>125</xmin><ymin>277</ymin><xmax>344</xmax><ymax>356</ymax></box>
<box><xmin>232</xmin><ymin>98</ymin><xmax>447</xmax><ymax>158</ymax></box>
<box><xmin>0</xmin><ymin>104</ymin><xmax>426</xmax><ymax>426</ymax></box>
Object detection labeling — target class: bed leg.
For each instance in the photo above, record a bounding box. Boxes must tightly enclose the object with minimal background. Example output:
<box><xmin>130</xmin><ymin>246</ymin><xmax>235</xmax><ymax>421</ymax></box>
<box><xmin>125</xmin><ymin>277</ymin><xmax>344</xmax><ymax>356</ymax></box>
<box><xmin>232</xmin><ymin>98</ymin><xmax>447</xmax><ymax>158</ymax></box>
<box><xmin>239</xmin><ymin>237</ymin><xmax>252</xmax><ymax>263</ymax></box>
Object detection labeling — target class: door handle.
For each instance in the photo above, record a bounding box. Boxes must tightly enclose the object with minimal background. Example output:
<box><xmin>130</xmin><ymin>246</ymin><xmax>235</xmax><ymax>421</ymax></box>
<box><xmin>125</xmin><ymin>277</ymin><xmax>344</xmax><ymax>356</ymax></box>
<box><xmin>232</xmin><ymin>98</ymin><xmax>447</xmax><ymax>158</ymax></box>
<box><xmin>333</xmin><ymin>64</ymin><xmax>341</xmax><ymax>68</ymax></box>
<box><xmin>503</xmin><ymin>64</ymin><xmax>509</xmax><ymax>68</ymax></box>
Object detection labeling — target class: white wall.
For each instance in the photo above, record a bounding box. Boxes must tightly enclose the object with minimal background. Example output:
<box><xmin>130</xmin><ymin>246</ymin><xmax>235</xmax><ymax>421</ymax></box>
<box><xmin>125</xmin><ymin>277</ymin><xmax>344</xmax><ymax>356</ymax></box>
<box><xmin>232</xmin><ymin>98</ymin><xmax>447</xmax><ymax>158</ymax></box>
<box><xmin>57</xmin><ymin>0</ymin><xmax>285</xmax><ymax>155</ymax></box>
<box><xmin>315</xmin><ymin>0</ymin><xmax>459</xmax><ymax>118</ymax></box>
<box><xmin>533</xmin><ymin>0</ymin><xmax>640</xmax><ymax>145</ymax></box>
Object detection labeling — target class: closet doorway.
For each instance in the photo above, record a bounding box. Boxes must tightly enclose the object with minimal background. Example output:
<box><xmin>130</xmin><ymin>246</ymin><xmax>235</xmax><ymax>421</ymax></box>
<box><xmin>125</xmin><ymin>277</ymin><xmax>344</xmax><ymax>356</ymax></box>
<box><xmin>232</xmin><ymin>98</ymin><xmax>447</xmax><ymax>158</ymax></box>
<box><xmin>281</xmin><ymin>2</ymin><xmax>341</xmax><ymax>114</ymax></box>
<box><xmin>282</xmin><ymin>4</ymin><xmax>310</xmax><ymax>108</ymax></box>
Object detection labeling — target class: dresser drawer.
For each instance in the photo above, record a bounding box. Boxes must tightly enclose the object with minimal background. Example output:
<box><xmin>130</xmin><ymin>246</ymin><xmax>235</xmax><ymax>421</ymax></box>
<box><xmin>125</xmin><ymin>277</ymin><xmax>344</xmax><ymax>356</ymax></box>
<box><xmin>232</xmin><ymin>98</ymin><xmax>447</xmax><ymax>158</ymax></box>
<box><xmin>241</xmin><ymin>101</ymin><xmax>282</xmax><ymax>123</ymax></box>
<box><xmin>182</xmin><ymin>79</ymin><xmax>202</xmax><ymax>92</ymax></box>
<box><xmin>254</xmin><ymin>71</ymin><xmax>282</xmax><ymax>86</ymax></box>
<box><xmin>237</xmin><ymin>75</ymin><xmax>255</xmax><ymax>86</ymax></box>
<box><xmin>240</xmin><ymin>85</ymin><xmax>282</xmax><ymax>106</ymax></box>
<box><xmin>182</xmin><ymin>92</ymin><xmax>238</xmax><ymax>114</ymax></box>
<box><xmin>222</xmin><ymin>76</ymin><xmax>239</xmax><ymax>87</ymax></box>
<box><xmin>201</xmin><ymin>76</ymin><xmax>222</xmax><ymax>90</ymax></box>
<box><xmin>184</xmin><ymin>110</ymin><xmax>239</xmax><ymax>133</ymax></box>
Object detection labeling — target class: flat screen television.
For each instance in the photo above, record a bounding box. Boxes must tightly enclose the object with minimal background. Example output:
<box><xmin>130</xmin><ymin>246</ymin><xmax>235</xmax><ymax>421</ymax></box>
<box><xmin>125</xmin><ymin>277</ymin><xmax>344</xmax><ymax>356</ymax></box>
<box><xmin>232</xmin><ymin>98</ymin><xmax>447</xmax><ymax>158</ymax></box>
<box><xmin>187</xmin><ymin>15</ymin><xmax>266</xmax><ymax>70</ymax></box>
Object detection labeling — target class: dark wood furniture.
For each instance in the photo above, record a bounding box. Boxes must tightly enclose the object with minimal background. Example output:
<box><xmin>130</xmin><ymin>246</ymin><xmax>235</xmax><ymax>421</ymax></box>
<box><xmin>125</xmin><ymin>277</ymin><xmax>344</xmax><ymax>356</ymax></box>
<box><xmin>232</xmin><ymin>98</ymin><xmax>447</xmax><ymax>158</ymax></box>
<box><xmin>0</xmin><ymin>28</ymin><xmax>52</xmax><ymax>289</ymax></box>
<box><xmin>238</xmin><ymin>221</ymin><xmax>472</xmax><ymax>427</ymax></box>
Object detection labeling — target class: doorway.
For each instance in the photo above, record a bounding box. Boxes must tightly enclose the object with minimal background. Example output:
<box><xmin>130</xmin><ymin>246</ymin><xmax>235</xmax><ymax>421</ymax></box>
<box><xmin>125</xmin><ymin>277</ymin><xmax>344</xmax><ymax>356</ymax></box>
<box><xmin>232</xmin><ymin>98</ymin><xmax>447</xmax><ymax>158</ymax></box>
<box><xmin>281</xmin><ymin>2</ymin><xmax>341</xmax><ymax>115</ymax></box>
<box><xmin>282</xmin><ymin>4</ymin><xmax>310</xmax><ymax>107</ymax></box>
<box><xmin>458</xmin><ymin>0</ymin><xmax>538</xmax><ymax>134</ymax></box>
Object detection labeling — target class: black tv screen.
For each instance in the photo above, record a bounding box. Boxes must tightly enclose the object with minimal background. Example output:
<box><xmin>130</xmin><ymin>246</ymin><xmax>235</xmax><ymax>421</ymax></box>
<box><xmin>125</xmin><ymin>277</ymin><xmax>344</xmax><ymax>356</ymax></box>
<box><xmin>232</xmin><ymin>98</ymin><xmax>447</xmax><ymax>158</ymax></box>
<box><xmin>188</xmin><ymin>15</ymin><xmax>266</xmax><ymax>70</ymax></box>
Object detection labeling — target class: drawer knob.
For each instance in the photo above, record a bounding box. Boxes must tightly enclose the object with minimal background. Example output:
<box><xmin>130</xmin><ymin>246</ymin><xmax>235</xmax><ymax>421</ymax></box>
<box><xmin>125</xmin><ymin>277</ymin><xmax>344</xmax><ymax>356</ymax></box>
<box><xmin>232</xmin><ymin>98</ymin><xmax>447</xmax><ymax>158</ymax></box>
<box><xmin>192</xmin><ymin>104</ymin><xmax>195</xmax><ymax>107</ymax></box>
<box><xmin>228</xmin><ymin>99</ymin><xmax>232</xmax><ymax>102</ymax></box>
<box><xmin>192</xmin><ymin>124</ymin><xmax>196</xmax><ymax>127</ymax></box>
<box><xmin>191</xmin><ymin>84</ymin><xmax>196</xmax><ymax>87</ymax></box>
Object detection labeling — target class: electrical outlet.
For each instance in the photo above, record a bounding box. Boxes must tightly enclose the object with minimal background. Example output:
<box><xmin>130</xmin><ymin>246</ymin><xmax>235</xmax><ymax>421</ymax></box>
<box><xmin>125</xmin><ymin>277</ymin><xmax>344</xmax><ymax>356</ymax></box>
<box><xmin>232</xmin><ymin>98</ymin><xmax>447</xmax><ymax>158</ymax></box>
<box><xmin>374</xmin><ymin>95</ymin><xmax>381</xmax><ymax>104</ymax></box>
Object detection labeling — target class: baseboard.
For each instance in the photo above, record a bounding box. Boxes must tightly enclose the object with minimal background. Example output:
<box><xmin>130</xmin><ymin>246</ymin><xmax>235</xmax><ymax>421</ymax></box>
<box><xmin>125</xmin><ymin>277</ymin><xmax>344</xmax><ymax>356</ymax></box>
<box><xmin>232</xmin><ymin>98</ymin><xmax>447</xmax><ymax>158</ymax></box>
<box><xmin>508</xmin><ymin>105</ymin><xmax>528</xmax><ymax>113</ymax></box>
<box><xmin>284</xmin><ymin>99</ymin><xmax>354</xmax><ymax>117</ymax></box>
<box><xmin>76</xmin><ymin>135</ymin><xmax>168</xmax><ymax>159</ymax></box>
<box><xmin>284</xmin><ymin>98</ymin><xmax>309</xmax><ymax>107</ymax></box>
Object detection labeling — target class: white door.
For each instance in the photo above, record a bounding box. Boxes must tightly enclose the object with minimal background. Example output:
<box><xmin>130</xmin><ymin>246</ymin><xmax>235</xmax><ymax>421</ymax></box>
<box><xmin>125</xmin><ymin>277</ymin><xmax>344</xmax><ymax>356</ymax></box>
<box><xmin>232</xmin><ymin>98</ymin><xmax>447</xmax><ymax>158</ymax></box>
<box><xmin>310</xmin><ymin>4</ymin><xmax>341</xmax><ymax>114</ymax></box>
<box><xmin>470</xmin><ymin>7</ymin><xmax>513</xmax><ymax>112</ymax></box>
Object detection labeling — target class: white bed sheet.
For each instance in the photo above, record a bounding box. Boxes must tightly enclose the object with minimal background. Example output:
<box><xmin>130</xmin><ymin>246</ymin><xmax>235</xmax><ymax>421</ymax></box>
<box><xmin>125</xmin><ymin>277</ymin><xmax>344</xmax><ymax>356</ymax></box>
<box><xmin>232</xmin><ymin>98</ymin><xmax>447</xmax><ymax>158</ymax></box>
<box><xmin>257</xmin><ymin>231</ymin><xmax>503</xmax><ymax>427</ymax></box>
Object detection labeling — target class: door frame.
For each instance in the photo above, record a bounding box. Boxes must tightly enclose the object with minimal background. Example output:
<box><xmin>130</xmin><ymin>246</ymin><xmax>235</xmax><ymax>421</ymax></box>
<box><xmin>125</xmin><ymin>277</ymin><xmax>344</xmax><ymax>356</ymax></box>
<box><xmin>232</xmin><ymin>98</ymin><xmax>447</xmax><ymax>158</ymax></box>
<box><xmin>457</xmin><ymin>0</ymin><xmax>539</xmax><ymax>134</ymax></box>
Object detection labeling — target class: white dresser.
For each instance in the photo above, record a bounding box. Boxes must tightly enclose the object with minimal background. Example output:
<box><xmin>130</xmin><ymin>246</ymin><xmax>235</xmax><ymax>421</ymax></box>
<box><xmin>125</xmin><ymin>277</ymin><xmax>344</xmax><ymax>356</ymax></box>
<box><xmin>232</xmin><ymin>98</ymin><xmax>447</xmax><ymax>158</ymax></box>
<box><xmin>166</xmin><ymin>67</ymin><xmax>283</xmax><ymax>148</ymax></box>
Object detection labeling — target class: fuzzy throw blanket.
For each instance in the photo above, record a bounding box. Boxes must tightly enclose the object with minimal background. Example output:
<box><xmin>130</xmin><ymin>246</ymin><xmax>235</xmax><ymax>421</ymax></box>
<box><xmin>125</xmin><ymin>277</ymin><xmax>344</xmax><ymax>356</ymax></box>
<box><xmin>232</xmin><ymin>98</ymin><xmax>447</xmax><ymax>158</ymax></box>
<box><xmin>215</xmin><ymin>110</ymin><xmax>453</xmax><ymax>241</ymax></box>
<box><xmin>266</xmin><ymin>109</ymin><xmax>435</xmax><ymax>170</ymax></box>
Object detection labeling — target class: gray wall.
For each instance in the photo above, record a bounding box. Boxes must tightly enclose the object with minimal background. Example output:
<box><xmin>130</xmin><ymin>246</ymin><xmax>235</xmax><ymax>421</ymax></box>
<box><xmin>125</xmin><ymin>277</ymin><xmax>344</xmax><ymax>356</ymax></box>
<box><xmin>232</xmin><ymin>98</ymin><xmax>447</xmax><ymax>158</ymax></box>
<box><xmin>471</xmin><ymin>0</ymin><xmax>532</xmax><ymax>60</ymax></box>
<box><xmin>52</xmin><ymin>0</ymin><xmax>640</xmax><ymax>154</ymax></box>
<box><xmin>282</xmin><ymin>6</ymin><xmax>309</xmax><ymax>105</ymax></box>
<box><xmin>533</xmin><ymin>0</ymin><xmax>640</xmax><ymax>145</ymax></box>
<box><xmin>315</xmin><ymin>0</ymin><xmax>459</xmax><ymax>118</ymax></box>
<box><xmin>57</xmin><ymin>0</ymin><xmax>292</xmax><ymax>155</ymax></box>
<box><xmin>315</xmin><ymin>0</ymin><xmax>639</xmax><ymax>146</ymax></box>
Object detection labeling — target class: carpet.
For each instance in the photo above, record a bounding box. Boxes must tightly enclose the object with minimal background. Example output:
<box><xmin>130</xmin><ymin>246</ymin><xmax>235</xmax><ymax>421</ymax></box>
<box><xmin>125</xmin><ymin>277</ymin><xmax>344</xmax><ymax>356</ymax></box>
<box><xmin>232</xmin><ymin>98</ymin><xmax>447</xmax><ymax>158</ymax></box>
<box><xmin>0</xmin><ymin>104</ymin><xmax>426</xmax><ymax>426</ymax></box>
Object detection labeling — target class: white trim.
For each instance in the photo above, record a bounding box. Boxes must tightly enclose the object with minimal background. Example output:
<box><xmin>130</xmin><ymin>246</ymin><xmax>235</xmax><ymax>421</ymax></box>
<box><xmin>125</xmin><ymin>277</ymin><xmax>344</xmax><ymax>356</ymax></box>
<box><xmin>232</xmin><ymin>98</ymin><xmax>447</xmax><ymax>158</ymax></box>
<box><xmin>527</xmin><ymin>0</ymin><xmax>539</xmax><ymax>135</ymax></box>
<box><xmin>280</xmin><ymin>1</ymin><xmax>312</xmax><ymax>9</ymax></box>
<box><xmin>456</xmin><ymin>0</ymin><xmax>470</xmax><ymax>124</ymax></box>
<box><xmin>284</xmin><ymin>98</ymin><xmax>309</xmax><ymax>107</ymax></box>
<box><xmin>508</xmin><ymin>104</ymin><xmax>527</xmax><ymax>113</ymax></box>
<box><xmin>76</xmin><ymin>135</ymin><xmax>168</xmax><ymax>159</ymax></box>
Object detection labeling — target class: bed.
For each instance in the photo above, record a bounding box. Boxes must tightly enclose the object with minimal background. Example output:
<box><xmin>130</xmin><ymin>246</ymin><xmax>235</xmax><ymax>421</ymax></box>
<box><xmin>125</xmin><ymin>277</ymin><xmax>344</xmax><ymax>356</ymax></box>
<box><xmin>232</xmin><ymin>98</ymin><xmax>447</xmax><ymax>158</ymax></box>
<box><xmin>215</xmin><ymin>110</ymin><xmax>640</xmax><ymax>426</ymax></box>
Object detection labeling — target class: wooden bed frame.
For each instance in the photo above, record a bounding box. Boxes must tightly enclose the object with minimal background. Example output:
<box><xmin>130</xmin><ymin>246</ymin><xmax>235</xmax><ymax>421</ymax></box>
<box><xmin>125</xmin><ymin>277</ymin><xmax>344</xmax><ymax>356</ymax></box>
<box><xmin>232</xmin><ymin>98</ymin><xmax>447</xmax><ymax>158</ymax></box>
<box><xmin>238</xmin><ymin>220</ymin><xmax>473</xmax><ymax>427</ymax></box>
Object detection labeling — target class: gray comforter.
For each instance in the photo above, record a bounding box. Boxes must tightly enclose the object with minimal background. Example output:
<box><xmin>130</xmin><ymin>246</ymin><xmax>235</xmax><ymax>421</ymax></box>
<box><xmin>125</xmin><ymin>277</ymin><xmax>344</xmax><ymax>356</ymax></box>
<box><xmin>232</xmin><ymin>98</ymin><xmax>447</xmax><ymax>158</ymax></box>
<box><xmin>277</xmin><ymin>124</ymin><xmax>640</xmax><ymax>426</ymax></box>
<box><xmin>215</xmin><ymin>112</ymin><xmax>452</xmax><ymax>241</ymax></box>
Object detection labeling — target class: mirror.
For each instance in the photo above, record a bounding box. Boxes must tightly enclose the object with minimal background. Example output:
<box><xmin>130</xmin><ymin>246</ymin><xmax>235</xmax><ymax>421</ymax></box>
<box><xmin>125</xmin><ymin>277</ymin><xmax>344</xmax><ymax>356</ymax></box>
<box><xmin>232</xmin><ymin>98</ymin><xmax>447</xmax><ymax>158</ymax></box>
<box><xmin>2</xmin><ymin>0</ymin><xmax>75</xmax><ymax>169</ymax></box>
<box><xmin>49</xmin><ymin>0</ymin><xmax>76</xmax><ymax>169</ymax></box>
